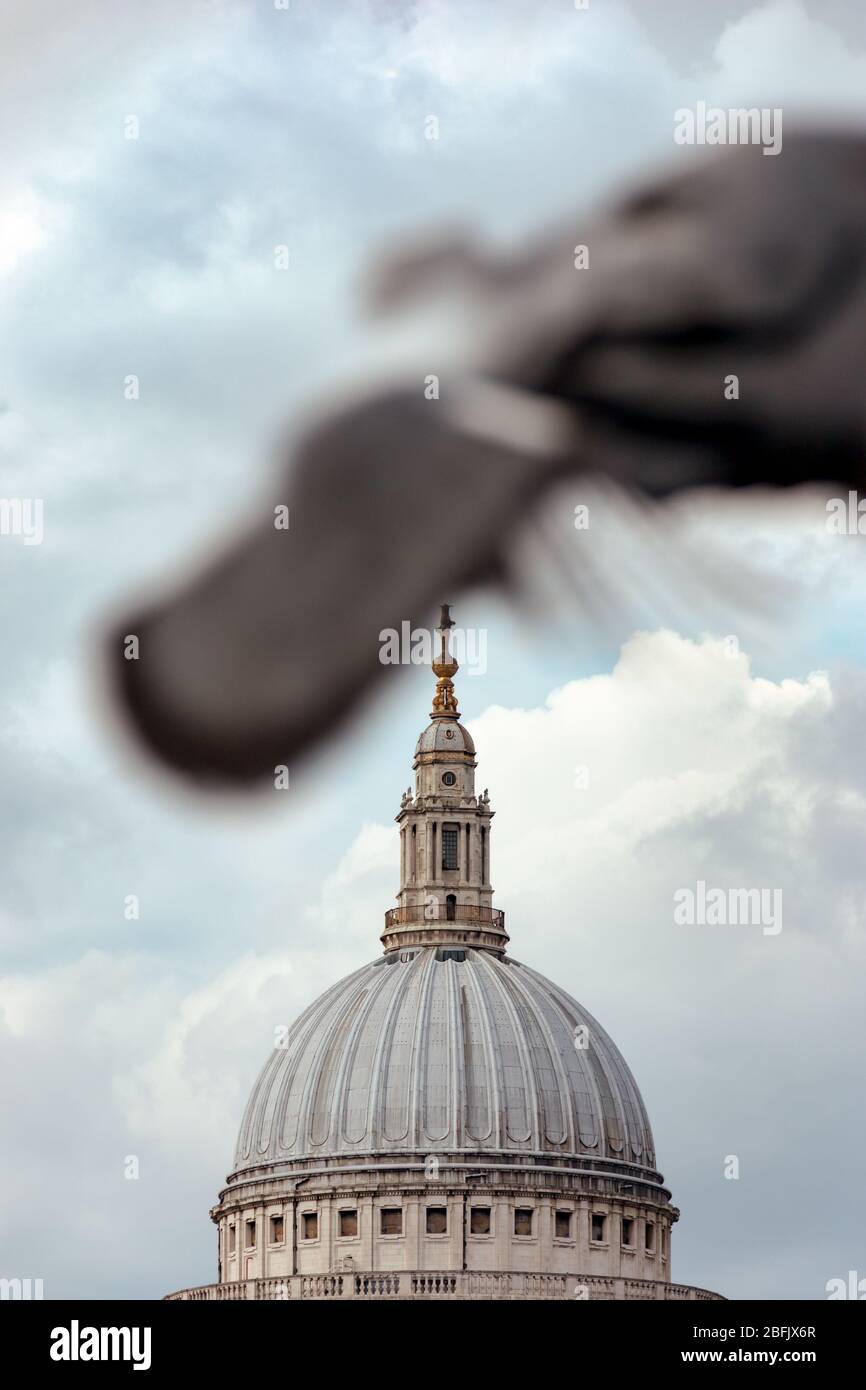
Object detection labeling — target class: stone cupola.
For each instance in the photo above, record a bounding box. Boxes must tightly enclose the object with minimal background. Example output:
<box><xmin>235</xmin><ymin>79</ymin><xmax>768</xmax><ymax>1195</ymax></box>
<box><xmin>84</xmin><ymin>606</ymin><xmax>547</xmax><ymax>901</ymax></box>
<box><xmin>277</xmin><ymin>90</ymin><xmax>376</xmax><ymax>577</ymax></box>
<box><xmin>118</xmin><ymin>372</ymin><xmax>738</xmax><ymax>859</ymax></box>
<box><xmin>381</xmin><ymin>605</ymin><xmax>508</xmax><ymax>957</ymax></box>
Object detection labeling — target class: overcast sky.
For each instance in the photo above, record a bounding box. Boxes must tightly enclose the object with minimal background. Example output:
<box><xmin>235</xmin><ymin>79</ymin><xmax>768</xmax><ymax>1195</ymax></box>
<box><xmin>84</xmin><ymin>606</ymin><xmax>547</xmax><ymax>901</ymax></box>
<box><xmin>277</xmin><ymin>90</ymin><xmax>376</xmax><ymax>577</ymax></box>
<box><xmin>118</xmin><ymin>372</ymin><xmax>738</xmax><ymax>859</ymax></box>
<box><xmin>2</xmin><ymin>0</ymin><xmax>866</xmax><ymax>1301</ymax></box>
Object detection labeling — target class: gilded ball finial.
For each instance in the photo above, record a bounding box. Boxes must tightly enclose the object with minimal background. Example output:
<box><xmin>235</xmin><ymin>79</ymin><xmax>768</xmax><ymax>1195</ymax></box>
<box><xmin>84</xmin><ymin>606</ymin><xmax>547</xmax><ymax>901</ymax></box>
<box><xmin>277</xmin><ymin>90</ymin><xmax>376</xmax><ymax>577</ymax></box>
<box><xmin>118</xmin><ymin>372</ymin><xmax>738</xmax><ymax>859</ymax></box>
<box><xmin>431</xmin><ymin>603</ymin><xmax>459</xmax><ymax>717</ymax></box>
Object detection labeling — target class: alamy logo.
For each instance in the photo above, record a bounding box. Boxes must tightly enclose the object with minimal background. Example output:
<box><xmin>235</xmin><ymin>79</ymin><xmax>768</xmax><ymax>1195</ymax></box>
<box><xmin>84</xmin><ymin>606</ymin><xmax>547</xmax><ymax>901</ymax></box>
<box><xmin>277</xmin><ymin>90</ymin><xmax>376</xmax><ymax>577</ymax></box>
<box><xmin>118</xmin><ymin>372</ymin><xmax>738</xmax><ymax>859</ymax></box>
<box><xmin>379</xmin><ymin>622</ymin><xmax>487</xmax><ymax>675</ymax></box>
<box><xmin>0</xmin><ymin>1276</ymin><xmax>43</xmax><ymax>1299</ymax></box>
<box><xmin>0</xmin><ymin>497</ymin><xmax>44</xmax><ymax>545</ymax></box>
<box><xmin>674</xmin><ymin>880</ymin><xmax>782</xmax><ymax>936</ymax></box>
<box><xmin>826</xmin><ymin>1270</ymin><xmax>866</xmax><ymax>1299</ymax></box>
<box><xmin>826</xmin><ymin>492</ymin><xmax>866</xmax><ymax>534</ymax></box>
<box><xmin>50</xmin><ymin>1320</ymin><xmax>152</xmax><ymax>1371</ymax></box>
<box><xmin>674</xmin><ymin>102</ymin><xmax>782</xmax><ymax>156</ymax></box>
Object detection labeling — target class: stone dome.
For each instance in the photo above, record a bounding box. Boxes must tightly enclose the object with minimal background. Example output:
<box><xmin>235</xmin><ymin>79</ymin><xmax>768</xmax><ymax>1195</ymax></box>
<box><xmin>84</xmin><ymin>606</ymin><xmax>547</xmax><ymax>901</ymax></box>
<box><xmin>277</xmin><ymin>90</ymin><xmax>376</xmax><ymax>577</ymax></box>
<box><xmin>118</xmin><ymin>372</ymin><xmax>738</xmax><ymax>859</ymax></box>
<box><xmin>414</xmin><ymin>719</ymin><xmax>476</xmax><ymax>758</ymax></box>
<box><xmin>164</xmin><ymin>606</ymin><xmax>725</xmax><ymax>1303</ymax></box>
<box><xmin>233</xmin><ymin>946</ymin><xmax>657</xmax><ymax>1178</ymax></box>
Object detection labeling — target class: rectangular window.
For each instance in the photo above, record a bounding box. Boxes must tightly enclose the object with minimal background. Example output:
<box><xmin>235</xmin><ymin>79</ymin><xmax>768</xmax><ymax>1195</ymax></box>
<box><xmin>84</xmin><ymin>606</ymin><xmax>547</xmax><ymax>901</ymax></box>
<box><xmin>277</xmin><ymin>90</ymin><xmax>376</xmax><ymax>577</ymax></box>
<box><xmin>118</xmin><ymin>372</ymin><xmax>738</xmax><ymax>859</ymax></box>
<box><xmin>302</xmin><ymin>1212</ymin><xmax>318</xmax><ymax>1241</ymax></box>
<box><xmin>339</xmin><ymin>1209</ymin><xmax>358</xmax><ymax>1238</ymax></box>
<box><xmin>514</xmin><ymin>1208</ymin><xmax>533</xmax><ymax>1237</ymax></box>
<box><xmin>380</xmin><ymin>1207</ymin><xmax>403</xmax><ymax>1236</ymax></box>
<box><xmin>441</xmin><ymin>825</ymin><xmax>459</xmax><ymax>870</ymax></box>
<box><xmin>426</xmin><ymin>1207</ymin><xmax>447</xmax><ymax>1235</ymax></box>
<box><xmin>645</xmin><ymin>1222</ymin><xmax>655</xmax><ymax>1254</ymax></box>
<box><xmin>228</xmin><ymin>1225</ymin><xmax>236</xmax><ymax>1254</ymax></box>
<box><xmin>470</xmin><ymin>1207</ymin><xmax>491</xmax><ymax>1235</ymax></box>
<box><xmin>245</xmin><ymin>1219</ymin><xmax>256</xmax><ymax>1249</ymax></box>
<box><xmin>555</xmin><ymin>1210</ymin><xmax>572</xmax><ymax>1239</ymax></box>
<box><xmin>622</xmin><ymin>1217</ymin><xmax>634</xmax><ymax>1247</ymax></box>
<box><xmin>591</xmin><ymin>1213</ymin><xmax>606</xmax><ymax>1243</ymax></box>
<box><xmin>269</xmin><ymin>1215</ymin><xmax>284</xmax><ymax>1244</ymax></box>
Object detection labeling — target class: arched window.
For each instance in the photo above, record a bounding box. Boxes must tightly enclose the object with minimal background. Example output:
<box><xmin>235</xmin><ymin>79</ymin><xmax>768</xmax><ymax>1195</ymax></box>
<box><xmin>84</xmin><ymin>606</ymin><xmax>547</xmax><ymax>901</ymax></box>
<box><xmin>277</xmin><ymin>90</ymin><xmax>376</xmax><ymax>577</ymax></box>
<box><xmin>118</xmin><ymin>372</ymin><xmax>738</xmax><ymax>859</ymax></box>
<box><xmin>446</xmin><ymin>893</ymin><xmax>457</xmax><ymax>921</ymax></box>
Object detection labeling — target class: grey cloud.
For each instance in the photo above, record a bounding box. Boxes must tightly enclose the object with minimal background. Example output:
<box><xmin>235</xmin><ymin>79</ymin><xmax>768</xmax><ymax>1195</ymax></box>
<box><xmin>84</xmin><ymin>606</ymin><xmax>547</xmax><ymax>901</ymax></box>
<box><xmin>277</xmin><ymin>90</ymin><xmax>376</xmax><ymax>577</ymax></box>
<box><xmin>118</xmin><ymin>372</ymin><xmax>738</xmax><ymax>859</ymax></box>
<box><xmin>3</xmin><ymin>0</ymin><xmax>866</xmax><ymax>1300</ymax></box>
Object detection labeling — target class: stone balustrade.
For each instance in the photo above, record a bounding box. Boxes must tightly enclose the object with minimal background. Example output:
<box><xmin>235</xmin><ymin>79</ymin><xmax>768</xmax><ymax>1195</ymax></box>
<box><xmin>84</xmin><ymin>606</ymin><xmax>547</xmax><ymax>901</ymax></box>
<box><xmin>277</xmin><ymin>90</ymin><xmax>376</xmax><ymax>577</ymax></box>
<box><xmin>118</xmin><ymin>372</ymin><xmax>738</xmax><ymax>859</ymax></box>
<box><xmin>165</xmin><ymin>1271</ymin><xmax>724</xmax><ymax>1301</ymax></box>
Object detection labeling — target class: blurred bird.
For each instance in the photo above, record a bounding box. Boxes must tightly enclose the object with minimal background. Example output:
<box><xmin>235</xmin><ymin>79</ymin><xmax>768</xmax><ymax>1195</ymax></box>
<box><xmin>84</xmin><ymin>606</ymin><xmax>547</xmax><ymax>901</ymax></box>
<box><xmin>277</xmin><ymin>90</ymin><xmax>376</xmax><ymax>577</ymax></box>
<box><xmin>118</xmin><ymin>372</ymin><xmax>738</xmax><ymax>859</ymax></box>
<box><xmin>108</xmin><ymin>131</ymin><xmax>866</xmax><ymax>786</ymax></box>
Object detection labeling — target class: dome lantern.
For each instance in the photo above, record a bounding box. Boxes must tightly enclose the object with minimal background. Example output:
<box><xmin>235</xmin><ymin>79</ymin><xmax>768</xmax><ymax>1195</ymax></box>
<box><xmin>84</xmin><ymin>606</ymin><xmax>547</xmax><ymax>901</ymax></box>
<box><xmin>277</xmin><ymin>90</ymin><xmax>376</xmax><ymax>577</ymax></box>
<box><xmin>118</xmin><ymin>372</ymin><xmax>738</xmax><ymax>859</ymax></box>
<box><xmin>383</xmin><ymin>606</ymin><xmax>508</xmax><ymax>956</ymax></box>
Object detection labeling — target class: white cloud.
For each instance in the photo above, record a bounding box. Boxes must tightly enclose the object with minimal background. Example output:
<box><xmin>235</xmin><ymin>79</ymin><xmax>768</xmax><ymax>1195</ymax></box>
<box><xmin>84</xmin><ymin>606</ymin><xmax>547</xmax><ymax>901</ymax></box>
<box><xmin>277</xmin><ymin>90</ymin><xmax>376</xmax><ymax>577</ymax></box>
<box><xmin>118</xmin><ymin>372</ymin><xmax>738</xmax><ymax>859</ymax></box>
<box><xmin>390</xmin><ymin>0</ymin><xmax>657</xmax><ymax>93</ymax></box>
<box><xmin>706</xmin><ymin>0</ymin><xmax>866</xmax><ymax>112</ymax></box>
<box><xmin>466</xmin><ymin>632</ymin><xmax>831</xmax><ymax>887</ymax></box>
<box><xmin>0</xmin><ymin>190</ymin><xmax>62</xmax><ymax>278</ymax></box>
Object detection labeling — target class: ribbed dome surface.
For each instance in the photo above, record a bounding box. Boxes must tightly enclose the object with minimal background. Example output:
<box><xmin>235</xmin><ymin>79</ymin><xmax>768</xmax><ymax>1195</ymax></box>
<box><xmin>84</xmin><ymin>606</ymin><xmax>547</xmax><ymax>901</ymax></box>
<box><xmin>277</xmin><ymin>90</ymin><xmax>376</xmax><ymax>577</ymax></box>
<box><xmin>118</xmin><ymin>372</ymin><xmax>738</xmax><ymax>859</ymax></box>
<box><xmin>233</xmin><ymin>948</ymin><xmax>655</xmax><ymax>1174</ymax></box>
<box><xmin>414</xmin><ymin>720</ymin><xmax>476</xmax><ymax>756</ymax></box>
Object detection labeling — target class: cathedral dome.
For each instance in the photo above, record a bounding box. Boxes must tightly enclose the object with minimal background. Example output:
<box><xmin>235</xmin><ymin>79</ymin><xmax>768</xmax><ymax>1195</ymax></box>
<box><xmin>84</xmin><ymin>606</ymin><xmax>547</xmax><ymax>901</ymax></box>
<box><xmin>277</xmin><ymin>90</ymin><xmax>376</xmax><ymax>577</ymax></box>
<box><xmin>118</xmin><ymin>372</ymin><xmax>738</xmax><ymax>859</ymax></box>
<box><xmin>163</xmin><ymin>605</ymin><xmax>724</xmax><ymax>1304</ymax></box>
<box><xmin>233</xmin><ymin>946</ymin><xmax>657</xmax><ymax>1179</ymax></box>
<box><xmin>414</xmin><ymin>719</ymin><xmax>476</xmax><ymax>758</ymax></box>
